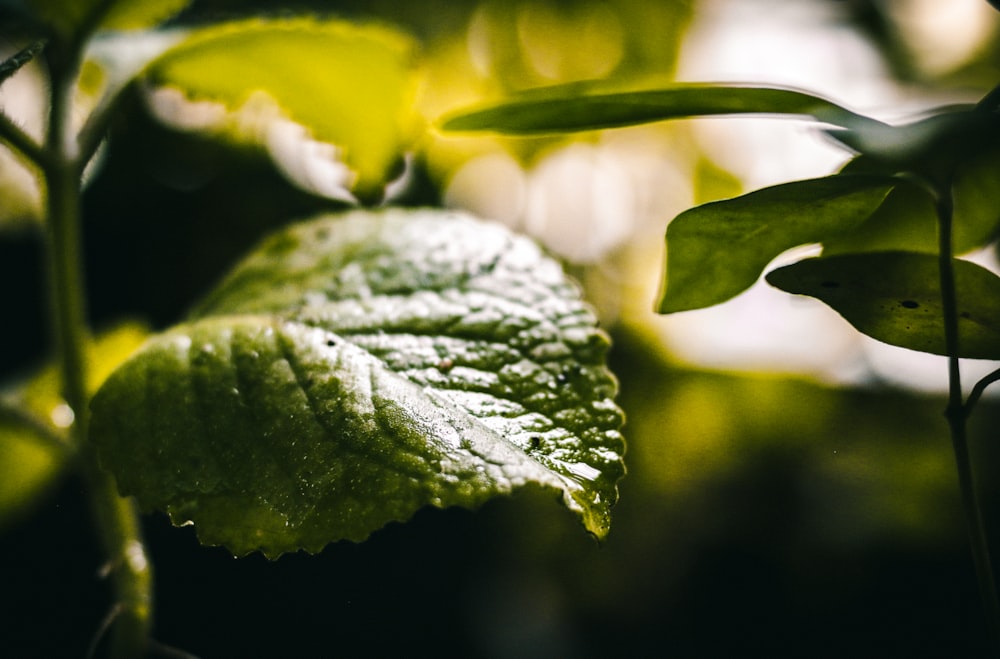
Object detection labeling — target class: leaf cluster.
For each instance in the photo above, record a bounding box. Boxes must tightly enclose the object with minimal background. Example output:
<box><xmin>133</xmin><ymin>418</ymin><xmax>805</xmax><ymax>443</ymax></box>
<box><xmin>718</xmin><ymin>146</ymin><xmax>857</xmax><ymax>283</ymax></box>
<box><xmin>442</xmin><ymin>82</ymin><xmax>1000</xmax><ymax>361</ymax></box>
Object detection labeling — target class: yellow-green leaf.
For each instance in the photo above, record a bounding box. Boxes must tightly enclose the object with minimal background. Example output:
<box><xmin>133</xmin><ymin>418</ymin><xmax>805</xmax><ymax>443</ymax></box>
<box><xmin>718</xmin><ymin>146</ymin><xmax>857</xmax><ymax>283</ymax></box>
<box><xmin>143</xmin><ymin>17</ymin><xmax>421</xmax><ymax>202</ymax></box>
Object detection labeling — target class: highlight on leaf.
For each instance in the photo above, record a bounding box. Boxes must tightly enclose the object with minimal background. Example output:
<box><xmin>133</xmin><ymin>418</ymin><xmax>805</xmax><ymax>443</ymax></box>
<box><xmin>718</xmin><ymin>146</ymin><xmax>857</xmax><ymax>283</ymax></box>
<box><xmin>90</xmin><ymin>209</ymin><xmax>626</xmax><ymax>558</ymax></box>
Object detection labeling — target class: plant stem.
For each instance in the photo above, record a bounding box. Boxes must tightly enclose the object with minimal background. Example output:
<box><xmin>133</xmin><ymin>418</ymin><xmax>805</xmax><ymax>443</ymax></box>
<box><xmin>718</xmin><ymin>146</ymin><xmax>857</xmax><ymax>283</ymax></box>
<box><xmin>43</xmin><ymin>48</ymin><xmax>153</xmax><ymax>659</ymax></box>
<box><xmin>935</xmin><ymin>185</ymin><xmax>1000</xmax><ymax>646</ymax></box>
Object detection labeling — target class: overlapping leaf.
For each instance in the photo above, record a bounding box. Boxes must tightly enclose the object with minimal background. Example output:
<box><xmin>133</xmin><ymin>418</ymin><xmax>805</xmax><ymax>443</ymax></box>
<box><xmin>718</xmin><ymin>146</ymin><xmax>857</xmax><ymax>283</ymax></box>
<box><xmin>766</xmin><ymin>251</ymin><xmax>1000</xmax><ymax>359</ymax></box>
<box><xmin>142</xmin><ymin>18</ymin><xmax>420</xmax><ymax>202</ymax></box>
<box><xmin>658</xmin><ymin>175</ymin><xmax>896</xmax><ymax>313</ymax></box>
<box><xmin>91</xmin><ymin>209</ymin><xmax>626</xmax><ymax>557</ymax></box>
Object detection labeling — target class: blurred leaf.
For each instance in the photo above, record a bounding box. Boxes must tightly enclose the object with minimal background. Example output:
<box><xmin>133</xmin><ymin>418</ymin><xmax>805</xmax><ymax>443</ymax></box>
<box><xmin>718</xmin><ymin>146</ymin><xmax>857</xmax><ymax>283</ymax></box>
<box><xmin>0</xmin><ymin>323</ymin><xmax>146</xmax><ymax>528</ymax></box>
<box><xmin>10</xmin><ymin>0</ymin><xmax>188</xmax><ymax>39</ymax></box>
<box><xmin>658</xmin><ymin>175</ymin><xmax>895</xmax><ymax>313</ymax></box>
<box><xmin>824</xmin><ymin>105</ymin><xmax>1000</xmax><ymax>181</ymax></box>
<box><xmin>440</xmin><ymin>83</ymin><xmax>883</xmax><ymax>135</ymax></box>
<box><xmin>20</xmin><ymin>321</ymin><xmax>149</xmax><ymax>423</ymax></box>
<box><xmin>91</xmin><ymin>209</ymin><xmax>626</xmax><ymax>557</ymax></box>
<box><xmin>143</xmin><ymin>17</ymin><xmax>420</xmax><ymax>203</ymax></box>
<box><xmin>766</xmin><ymin>251</ymin><xmax>1000</xmax><ymax>359</ymax></box>
<box><xmin>0</xmin><ymin>401</ymin><xmax>65</xmax><ymax>529</ymax></box>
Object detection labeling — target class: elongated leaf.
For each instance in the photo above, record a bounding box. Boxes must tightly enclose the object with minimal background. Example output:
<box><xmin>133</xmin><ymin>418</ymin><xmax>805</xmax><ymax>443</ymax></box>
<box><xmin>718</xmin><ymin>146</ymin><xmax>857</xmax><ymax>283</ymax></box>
<box><xmin>766</xmin><ymin>251</ymin><xmax>1000</xmax><ymax>359</ymax></box>
<box><xmin>91</xmin><ymin>209</ymin><xmax>626</xmax><ymax>557</ymax></box>
<box><xmin>658</xmin><ymin>175</ymin><xmax>895</xmax><ymax>313</ymax></box>
<box><xmin>143</xmin><ymin>18</ymin><xmax>419</xmax><ymax>202</ymax></box>
<box><xmin>440</xmin><ymin>83</ymin><xmax>883</xmax><ymax>135</ymax></box>
<box><xmin>0</xmin><ymin>323</ymin><xmax>146</xmax><ymax>528</ymax></box>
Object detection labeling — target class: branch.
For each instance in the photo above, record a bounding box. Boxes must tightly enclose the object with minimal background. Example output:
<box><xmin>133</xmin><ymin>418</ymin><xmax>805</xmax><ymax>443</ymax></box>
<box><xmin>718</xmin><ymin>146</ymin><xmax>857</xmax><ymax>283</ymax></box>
<box><xmin>0</xmin><ymin>39</ymin><xmax>47</xmax><ymax>85</ymax></box>
<box><xmin>0</xmin><ymin>109</ymin><xmax>48</xmax><ymax>168</ymax></box>
<box><xmin>966</xmin><ymin>367</ymin><xmax>1000</xmax><ymax>417</ymax></box>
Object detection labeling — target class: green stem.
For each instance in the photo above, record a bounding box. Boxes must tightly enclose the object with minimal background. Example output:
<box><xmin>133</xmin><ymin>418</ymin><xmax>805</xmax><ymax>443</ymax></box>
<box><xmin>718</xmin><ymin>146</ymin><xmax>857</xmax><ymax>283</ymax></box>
<box><xmin>43</xmin><ymin>48</ymin><xmax>153</xmax><ymax>659</ymax></box>
<box><xmin>935</xmin><ymin>185</ymin><xmax>1000</xmax><ymax>647</ymax></box>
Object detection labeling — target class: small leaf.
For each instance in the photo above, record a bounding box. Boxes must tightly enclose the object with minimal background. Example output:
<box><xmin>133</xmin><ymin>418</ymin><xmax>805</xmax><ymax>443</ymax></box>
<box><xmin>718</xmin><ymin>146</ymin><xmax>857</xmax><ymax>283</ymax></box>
<box><xmin>91</xmin><ymin>209</ymin><xmax>626</xmax><ymax>557</ymax></box>
<box><xmin>143</xmin><ymin>18</ymin><xmax>420</xmax><ymax>202</ymax></box>
<box><xmin>440</xmin><ymin>83</ymin><xmax>883</xmax><ymax>135</ymax></box>
<box><xmin>658</xmin><ymin>175</ymin><xmax>895</xmax><ymax>313</ymax></box>
<box><xmin>766</xmin><ymin>251</ymin><xmax>1000</xmax><ymax>359</ymax></box>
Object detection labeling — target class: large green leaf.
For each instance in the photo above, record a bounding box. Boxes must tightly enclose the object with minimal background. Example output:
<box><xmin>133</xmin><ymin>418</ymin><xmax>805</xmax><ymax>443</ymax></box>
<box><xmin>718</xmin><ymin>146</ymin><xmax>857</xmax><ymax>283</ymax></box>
<box><xmin>766</xmin><ymin>251</ymin><xmax>1000</xmax><ymax>359</ymax></box>
<box><xmin>143</xmin><ymin>18</ymin><xmax>420</xmax><ymax>203</ymax></box>
<box><xmin>91</xmin><ymin>209</ymin><xmax>626</xmax><ymax>557</ymax></box>
<box><xmin>658</xmin><ymin>175</ymin><xmax>895</xmax><ymax>313</ymax></box>
<box><xmin>440</xmin><ymin>83</ymin><xmax>883</xmax><ymax>135</ymax></box>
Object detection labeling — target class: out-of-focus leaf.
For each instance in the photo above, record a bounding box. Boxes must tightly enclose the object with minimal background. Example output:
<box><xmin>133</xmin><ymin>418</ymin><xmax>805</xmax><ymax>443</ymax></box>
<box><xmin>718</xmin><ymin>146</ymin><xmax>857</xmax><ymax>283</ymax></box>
<box><xmin>0</xmin><ymin>402</ymin><xmax>65</xmax><ymax>528</ymax></box>
<box><xmin>440</xmin><ymin>83</ymin><xmax>883</xmax><ymax>135</ymax></box>
<box><xmin>824</xmin><ymin>105</ymin><xmax>1000</xmax><ymax>181</ymax></box>
<box><xmin>0</xmin><ymin>323</ymin><xmax>146</xmax><ymax>528</ymax></box>
<box><xmin>20</xmin><ymin>322</ymin><xmax>149</xmax><ymax>424</ymax></box>
<box><xmin>143</xmin><ymin>18</ymin><xmax>420</xmax><ymax>203</ymax></box>
<box><xmin>11</xmin><ymin>0</ymin><xmax>188</xmax><ymax>39</ymax></box>
<box><xmin>91</xmin><ymin>209</ymin><xmax>626</xmax><ymax>557</ymax></box>
<box><xmin>658</xmin><ymin>175</ymin><xmax>895</xmax><ymax>313</ymax></box>
<box><xmin>766</xmin><ymin>251</ymin><xmax>1000</xmax><ymax>359</ymax></box>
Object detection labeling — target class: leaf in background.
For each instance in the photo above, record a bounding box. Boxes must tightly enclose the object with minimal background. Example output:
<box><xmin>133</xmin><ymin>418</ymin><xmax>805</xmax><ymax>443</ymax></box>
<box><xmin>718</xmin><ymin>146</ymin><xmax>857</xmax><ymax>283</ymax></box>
<box><xmin>14</xmin><ymin>0</ymin><xmax>189</xmax><ymax>39</ymax></box>
<box><xmin>440</xmin><ymin>83</ymin><xmax>883</xmax><ymax>135</ymax></box>
<box><xmin>143</xmin><ymin>18</ymin><xmax>420</xmax><ymax>203</ymax></box>
<box><xmin>766</xmin><ymin>251</ymin><xmax>1000</xmax><ymax>359</ymax></box>
<box><xmin>0</xmin><ymin>322</ymin><xmax>147</xmax><ymax>528</ymax></box>
<box><xmin>91</xmin><ymin>209</ymin><xmax>626</xmax><ymax>557</ymax></box>
<box><xmin>0</xmin><ymin>402</ymin><xmax>66</xmax><ymax>529</ymax></box>
<box><xmin>658</xmin><ymin>175</ymin><xmax>895</xmax><ymax>313</ymax></box>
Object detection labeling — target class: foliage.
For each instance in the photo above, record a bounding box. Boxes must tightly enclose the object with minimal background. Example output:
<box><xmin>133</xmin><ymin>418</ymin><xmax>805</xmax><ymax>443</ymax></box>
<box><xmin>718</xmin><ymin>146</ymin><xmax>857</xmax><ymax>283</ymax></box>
<box><xmin>4</xmin><ymin>0</ymin><xmax>1000</xmax><ymax>656</ymax></box>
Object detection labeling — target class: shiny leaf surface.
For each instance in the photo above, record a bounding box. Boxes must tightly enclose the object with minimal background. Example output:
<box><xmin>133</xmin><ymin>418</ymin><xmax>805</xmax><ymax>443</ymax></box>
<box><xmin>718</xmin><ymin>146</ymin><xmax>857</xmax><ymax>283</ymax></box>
<box><xmin>91</xmin><ymin>209</ymin><xmax>626</xmax><ymax>557</ymax></box>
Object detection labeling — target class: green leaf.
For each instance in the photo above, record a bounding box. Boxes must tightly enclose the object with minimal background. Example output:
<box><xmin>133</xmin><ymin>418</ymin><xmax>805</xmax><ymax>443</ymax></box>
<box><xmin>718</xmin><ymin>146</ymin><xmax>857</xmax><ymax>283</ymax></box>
<box><xmin>0</xmin><ymin>401</ymin><xmax>66</xmax><ymax>529</ymax></box>
<box><xmin>143</xmin><ymin>17</ymin><xmax>420</xmax><ymax>203</ymax></box>
<box><xmin>766</xmin><ymin>251</ymin><xmax>1000</xmax><ymax>359</ymax></box>
<box><xmin>658</xmin><ymin>175</ymin><xmax>896</xmax><ymax>313</ymax></box>
<box><xmin>91</xmin><ymin>209</ymin><xmax>626</xmax><ymax>557</ymax></box>
<box><xmin>821</xmin><ymin>178</ymin><xmax>938</xmax><ymax>256</ymax></box>
<box><xmin>826</xmin><ymin>149</ymin><xmax>1000</xmax><ymax>256</ymax></box>
<box><xmin>440</xmin><ymin>82</ymin><xmax>883</xmax><ymax>135</ymax></box>
<box><xmin>15</xmin><ymin>0</ymin><xmax>189</xmax><ymax>39</ymax></box>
